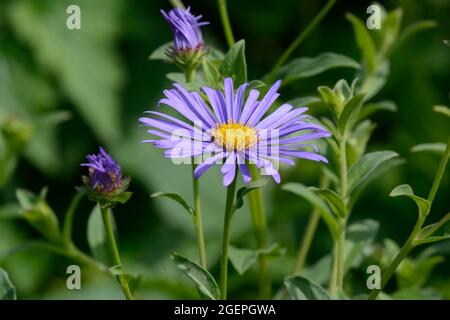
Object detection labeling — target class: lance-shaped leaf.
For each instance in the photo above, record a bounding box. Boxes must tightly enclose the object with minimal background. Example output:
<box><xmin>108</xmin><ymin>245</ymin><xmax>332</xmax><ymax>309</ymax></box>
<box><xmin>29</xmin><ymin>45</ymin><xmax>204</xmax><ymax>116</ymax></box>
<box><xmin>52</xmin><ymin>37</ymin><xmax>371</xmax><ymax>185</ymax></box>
<box><xmin>220</xmin><ymin>40</ymin><xmax>247</xmax><ymax>85</ymax></box>
<box><xmin>411</xmin><ymin>143</ymin><xmax>446</xmax><ymax>155</ymax></box>
<box><xmin>229</xmin><ymin>243</ymin><xmax>285</xmax><ymax>275</ymax></box>
<box><xmin>0</xmin><ymin>268</ymin><xmax>16</xmax><ymax>300</ymax></box>
<box><xmin>284</xmin><ymin>275</ymin><xmax>330</xmax><ymax>300</ymax></box>
<box><xmin>348</xmin><ymin>151</ymin><xmax>399</xmax><ymax>193</ymax></box>
<box><xmin>148</xmin><ymin>42</ymin><xmax>172</xmax><ymax>62</ymax></box>
<box><xmin>318</xmin><ymin>86</ymin><xmax>343</xmax><ymax>117</ymax></box>
<box><xmin>337</xmin><ymin>93</ymin><xmax>366</xmax><ymax>135</ymax></box>
<box><xmin>433</xmin><ymin>105</ymin><xmax>450</xmax><ymax>118</ymax></box>
<box><xmin>282</xmin><ymin>183</ymin><xmax>338</xmax><ymax>239</ymax></box>
<box><xmin>277</xmin><ymin>52</ymin><xmax>360</xmax><ymax>83</ymax></box>
<box><xmin>151</xmin><ymin>192</ymin><xmax>195</xmax><ymax>217</ymax></box>
<box><xmin>359</xmin><ymin>100</ymin><xmax>397</xmax><ymax>120</ymax></box>
<box><xmin>170</xmin><ymin>252</ymin><xmax>220</xmax><ymax>300</ymax></box>
<box><xmin>309</xmin><ymin>187</ymin><xmax>347</xmax><ymax>218</ymax></box>
<box><xmin>202</xmin><ymin>58</ymin><xmax>222</xmax><ymax>88</ymax></box>
<box><xmin>87</xmin><ymin>205</ymin><xmax>114</xmax><ymax>265</ymax></box>
<box><xmin>346</xmin><ymin>13</ymin><xmax>377</xmax><ymax>74</ymax></box>
<box><xmin>390</xmin><ymin>184</ymin><xmax>431</xmax><ymax>217</ymax></box>
<box><xmin>232</xmin><ymin>179</ymin><xmax>268</xmax><ymax>213</ymax></box>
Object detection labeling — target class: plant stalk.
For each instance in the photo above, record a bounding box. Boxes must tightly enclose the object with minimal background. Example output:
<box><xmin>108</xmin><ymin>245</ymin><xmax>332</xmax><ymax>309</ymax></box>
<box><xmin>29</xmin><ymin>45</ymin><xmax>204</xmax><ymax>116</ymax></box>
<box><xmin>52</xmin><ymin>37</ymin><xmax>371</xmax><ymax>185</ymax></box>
<box><xmin>100</xmin><ymin>206</ymin><xmax>134</xmax><ymax>300</ymax></box>
<box><xmin>217</xmin><ymin>0</ymin><xmax>235</xmax><ymax>49</ymax></box>
<box><xmin>219</xmin><ymin>175</ymin><xmax>237</xmax><ymax>300</ymax></box>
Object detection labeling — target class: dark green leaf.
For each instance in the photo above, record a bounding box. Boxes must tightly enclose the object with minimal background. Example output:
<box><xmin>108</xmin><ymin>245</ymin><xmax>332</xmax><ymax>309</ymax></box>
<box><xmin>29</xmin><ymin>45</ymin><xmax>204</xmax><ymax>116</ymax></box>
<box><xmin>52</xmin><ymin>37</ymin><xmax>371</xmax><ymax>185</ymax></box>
<box><xmin>284</xmin><ymin>275</ymin><xmax>330</xmax><ymax>300</ymax></box>
<box><xmin>348</xmin><ymin>151</ymin><xmax>399</xmax><ymax>192</ymax></box>
<box><xmin>389</xmin><ymin>184</ymin><xmax>430</xmax><ymax>217</ymax></box>
<box><xmin>346</xmin><ymin>13</ymin><xmax>377</xmax><ymax>74</ymax></box>
<box><xmin>318</xmin><ymin>86</ymin><xmax>343</xmax><ymax>116</ymax></box>
<box><xmin>202</xmin><ymin>58</ymin><xmax>222</xmax><ymax>87</ymax></box>
<box><xmin>278</xmin><ymin>53</ymin><xmax>360</xmax><ymax>83</ymax></box>
<box><xmin>232</xmin><ymin>179</ymin><xmax>268</xmax><ymax>212</ymax></box>
<box><xmin>337</xmin><ymin>93</ymin><xmax>366</xmax><ymax>135</ymax></box>
<box><xmin>347</xmin><ymin>120</ymin><xmax>377</xmax><ymax>166</ymax></box>
<box><xmin>379</xmin><ymin>8</ymin><xmax>403</xmax><ymax>58</ymax></box>
<box><xmin>309</xmin><ymin>187</ymin><xmax>347</xmax><ymax>218</ymax></box>
<box><xmin>358</xmin><ymin>61</ymin><xmax>389</xmax><ymax>100</ymax></box>
<box><xmin>151</xmin><ymin>192</ymin><xmax>195</xmax><ymax>217</ymax></box>
<box><xmin>229</xmin><ymin>244</ymin><xmax>285</xmax><ymax>275</ymax></box>
<box><xmin>359</xmin><ymin>100</ymin><xmax>397</xmax><ymax>120</ymax></box>
<box><xmin>170</xmin><ymin>252</ymin><xmax>220</xmax><ymax>300</ymax></box>
<box><xmin>0</xmin><ymin>268</ymin><xmax>16</xmax><ymax>300</ymax></box>
<box><xmin>282</xmin><ymin>183</ymin><xmax>338</xmax><ymax>239</ymax></box>
<box><xmin>219</xmin><ymin>40</ymin><xmax>247</xmax><ymax>85</ymax></box>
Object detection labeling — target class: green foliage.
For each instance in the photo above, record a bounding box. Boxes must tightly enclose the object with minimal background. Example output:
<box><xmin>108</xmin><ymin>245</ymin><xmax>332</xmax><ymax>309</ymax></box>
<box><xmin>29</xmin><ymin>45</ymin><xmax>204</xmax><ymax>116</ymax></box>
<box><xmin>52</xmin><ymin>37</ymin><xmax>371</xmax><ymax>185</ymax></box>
<box><xmin>0</xmin><ymin>268</ymin><xmax>16</xmax><ymax>300</ymax></box>
<box><xmin>229</xmin><ymin>244</ymin><xmax>285</xmax><ymax>275</ymax></box>
<box><xmin>219</xmin><ymin>40</ymin><xmax>247</xmax><ymax>85</ymax></box>
<box><xmin>87</xmin><ymin>205</ymin><xmax>114</xmax><ymax>265</ymax></box>
<box><xmin>151</xmin><ymin>192</ymin><xmax>195</xmax><ymax>217</ymax></box>
<box><xmin>284</xmin><ymin>276</ymin><xmax>330</xmax><ymax>300</ymax></box>
<box><xmin>170</xmin><ymin>252</ymin><xmax>220</xmax><ymax>300</ymax></box>
<box><xmin>389</xmin><ymin>184</ymin><xmax>431</xmax><ymax>217</ymax></box>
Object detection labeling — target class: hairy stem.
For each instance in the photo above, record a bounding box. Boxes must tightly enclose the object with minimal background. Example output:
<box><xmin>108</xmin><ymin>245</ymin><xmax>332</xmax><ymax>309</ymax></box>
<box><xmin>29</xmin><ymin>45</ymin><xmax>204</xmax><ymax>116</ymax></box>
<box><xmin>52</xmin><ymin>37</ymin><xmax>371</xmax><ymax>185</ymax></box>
<box><xmin>100</xmin><ymin>206</ymin><xmax>134</xmax><ymax>300</ymax></box>
<box><xmin>218</xmin><ymin>0</ymin><xmax>236</xmax><ymax>48</ymax></box>
<box><xmin>248</xmin><ymin>165</ymin><xmax>271</xmax><ymax>299</ymax></box>
<box><xmin>219</xmin><ymin>175</ymin><xmax>237</xmax><ymax>299</ymax></box>
<box><xmin>264</xmin><ymin>0</ymin><xmax>336</xmax><ymax>83</ymax></box>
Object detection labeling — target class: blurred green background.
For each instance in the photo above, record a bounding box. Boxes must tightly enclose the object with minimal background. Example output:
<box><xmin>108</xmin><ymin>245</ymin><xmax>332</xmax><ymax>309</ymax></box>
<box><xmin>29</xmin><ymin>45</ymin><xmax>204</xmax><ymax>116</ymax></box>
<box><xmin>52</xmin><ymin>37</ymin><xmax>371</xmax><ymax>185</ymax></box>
<box><xmin>0</xmin><ymin>0</ymin><xmax>448</xmax><ymax>299</ymax></box>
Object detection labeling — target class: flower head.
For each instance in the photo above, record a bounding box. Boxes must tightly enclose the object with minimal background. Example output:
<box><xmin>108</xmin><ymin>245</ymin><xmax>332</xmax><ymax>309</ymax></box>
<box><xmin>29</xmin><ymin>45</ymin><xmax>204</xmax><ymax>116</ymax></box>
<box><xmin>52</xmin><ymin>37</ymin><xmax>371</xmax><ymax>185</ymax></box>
<box><xmin>140</xmin><ymin>78</ymin><xmax>330</xmax><ymax>187</ymax></box>
<box><xmin>80</xmin><ymin>147</ymin><xmax>131</xmax><ymax>206</ymax></box>
<box><xmin>161</xmin><ymin>7</ymin><xmax>208</xmax><ymax>68</ymax></box>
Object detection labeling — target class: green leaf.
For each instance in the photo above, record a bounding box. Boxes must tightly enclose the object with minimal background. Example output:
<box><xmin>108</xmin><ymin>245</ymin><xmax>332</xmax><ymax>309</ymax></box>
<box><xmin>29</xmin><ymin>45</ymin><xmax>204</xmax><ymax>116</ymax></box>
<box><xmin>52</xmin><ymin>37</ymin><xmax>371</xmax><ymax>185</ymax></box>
<box><xmin>87</xmin><ymin>205</ymin><xmax>113</xmax><ymax>265</ymax></box>
<box><xmin>337</xmin><ymin>93</ymin><xmax>366</xmax><ymax>135</ymax></box>
<box><xmin>282</xmin><ymin>183</ymin><xmax>338</xmax><ymax>239</ymax></box>
<box><xmin>148</xmin><ymin>42</ymin><xmax>172</xmax><ymax>62</ymax></box>
<box><xmin>202</xmin><ymin>58</ymin><xmax>222</xmax><ymax>88</ymax></box>
<box><xmin>344</xmin><ymin>219</ymin><xmax>379</xmax><ymax>270</ymax></box>
<box><xmin>170</xmin><ymin>252</ymin><xmax>220</xmax><ymax>300</ymax></box>
<box><xmin>229</xmin><ymin>244</ymin><xmax>285</xmax><ymax>275</ymax></box>
<box><xmin>318</xmin><ymin>86</ymin><xmax>343</xmax><ymax>116</ymax></box>
<box><xmin>389</xmin><ymin>184</ymin><xmax>431</xmax><ymax>217</ymax></box>
<box><xmin>0</xmin><ymin>268</ymin><xmax>16</xmax><ymax>300</ymax></box>
<box><xmin>219</xmin><ymin>40</ymin><xmax>247</xmax><ymax>85</ymax></box>
<box><xmin>359</xmin><ymin>100</ymin><xmax>397</xmax><ymax>120</ymax></box>
<box><xmin>394</xmin><ymin>20</ymin><xmax>437</xmax><ymax>54</ymax></box>
<box><xmin>151</xmin><ymin>192</ymin><xmax>195</xmax><ymax>217</ymax></box>
<box><xmin>16</xmin><ymin>188</ymin><xmax>61</xmax><ymax>243</ymax></box>
<box><xmin>433</xmin><ymin>105</ymin><xmax>450</xmax><ymax>118</ymax></box>
<box><xmin>347</xmin><ymin>151</ymin><xmax>399</xmax><ymax>192</ymax></box>
<box><xmin>379</xmin><ymin>8</ymin><xmax>403</xmax><ymax>58</ymax></box>
<box><xmin>346</xmin><ymin>13</ymin><xmax>377</xmax><ymax>74</ymax></box>
<box><xmin>309</xmin><ymin>187</ymin><xmax>347</xmax><ymax>218</ymax></box>
<box><xmin>278</xmin><ymin>53</ymin><xmax>360</xmax><ymax>83</ymax></box>
<box><xmin>358</xmin><ymin>61</ymin><xmax>389</xmax><ymax>100</ymax></box>
<box><xmin>284</xmin><ymin>275</ymin><xmax>330</xmax><ymax>300</ymax></box>
<box><xmin>232</xmin><ymin>179</ymin><xmax>268</xmax><ymax>213</ymax></box>
<box><xmin>411</xmin><ymin>143</ymin><xmax>446</xmax><ymax>155</ymax></box>
<box><xmin>347</xmin><ymin>120</ymin><xmax>377</xmax><ymax>165</ymax></box>
<box><xmin>396</xmin><ymin>256</ymin><xmax>444</xmax><ymax>290</ymax></box>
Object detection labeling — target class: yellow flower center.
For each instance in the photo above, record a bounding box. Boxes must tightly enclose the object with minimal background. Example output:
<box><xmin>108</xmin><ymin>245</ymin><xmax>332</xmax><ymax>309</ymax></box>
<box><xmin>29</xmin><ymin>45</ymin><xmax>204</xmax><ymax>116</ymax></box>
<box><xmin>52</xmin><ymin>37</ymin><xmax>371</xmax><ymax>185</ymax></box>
<box><xmin>211</xmin><ymin>120</ymin><xmax>258</xmax><ymax>151</ymax></box>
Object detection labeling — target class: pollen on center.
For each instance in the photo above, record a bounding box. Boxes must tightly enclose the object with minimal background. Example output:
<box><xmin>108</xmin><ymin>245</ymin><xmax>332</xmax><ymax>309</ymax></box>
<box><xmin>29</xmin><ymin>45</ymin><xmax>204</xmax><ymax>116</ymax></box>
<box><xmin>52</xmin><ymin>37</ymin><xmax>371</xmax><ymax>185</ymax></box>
<box><xmin>211</xmin><ymin>120</ymin><xmax>258</xmax><ymax>151</ymax></box>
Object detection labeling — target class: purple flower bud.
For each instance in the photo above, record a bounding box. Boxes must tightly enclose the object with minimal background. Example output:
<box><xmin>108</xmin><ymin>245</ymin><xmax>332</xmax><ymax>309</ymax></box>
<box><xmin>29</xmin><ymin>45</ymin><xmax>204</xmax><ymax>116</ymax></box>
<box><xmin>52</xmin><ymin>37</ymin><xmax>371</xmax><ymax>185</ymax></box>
<box><xmin>81</xmin><ymin>147</ymin><xmax>122</xmax><ymax>193</ymax></box>
<box><xmin>161</xmin><ymin>7</ymin><xmax>208</xmax><ymax>54</ymax></box>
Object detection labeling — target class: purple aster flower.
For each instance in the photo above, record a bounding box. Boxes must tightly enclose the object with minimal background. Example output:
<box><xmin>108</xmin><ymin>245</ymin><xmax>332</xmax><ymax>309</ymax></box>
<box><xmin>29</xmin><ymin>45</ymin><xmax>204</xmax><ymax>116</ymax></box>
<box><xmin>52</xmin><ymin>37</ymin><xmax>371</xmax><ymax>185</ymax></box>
<box><xmin>139</xmin><ymin>78</ymin><xmax>330</xmax><ymax>187</ymax></box>
<box><xmin>81</xmin><ymin>147</ymin><xmax>123</xmax><ymax>193</ymax></box>
<box><xmin>161</xmin><ymin>7</ymin><xmax>208</xmax><ymax>54</ymax></box>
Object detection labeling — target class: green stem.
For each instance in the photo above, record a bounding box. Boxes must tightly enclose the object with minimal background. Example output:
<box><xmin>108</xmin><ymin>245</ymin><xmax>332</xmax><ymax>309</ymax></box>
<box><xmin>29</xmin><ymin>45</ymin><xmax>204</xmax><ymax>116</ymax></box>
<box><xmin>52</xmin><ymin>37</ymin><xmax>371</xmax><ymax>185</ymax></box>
<box><xmin>100</xmin><ymin>206</ymin><xmax>134</xmax><ymax>300</ymax></box>
<box><xmin>218</xmin><ymin>0</ymin><xmax>236</xmax><ymax>48</ymax></box>
<box><xmin>184</xmin><ymin>68</ymin><xmax>207</xmax><ymax>269</ymax></box>
<box><xmin>368</xmin><ymin>136</ymin><xmax>450</xmax><ymax>300</ymax></box>
<box><xmin>248</xmin><ymin>165</ymin><xmax>271</xmax><ymax>299</ymax></box>
<box><xmin>62</xmin><ymin>192</ymin><xmax>84</xmax><ymax>245</ymax></box>
<box><xmin>330</xmin><ymin>135</ymin><xmax>348</xmax><ymax>295</ymax></box>
<box><xmin>292</xmin><ymin>176</ymin><xmax>330</xmax><ymax>274</ymax></box>
<box><xmin>219</xmin><ymin>175</ymin><xmax>237</xmax><ymax>300</ymax></box>
<box><xmin>264</xmin><ymin>0</ymin><xmax>336</xmax><ymax>83</ymax></box>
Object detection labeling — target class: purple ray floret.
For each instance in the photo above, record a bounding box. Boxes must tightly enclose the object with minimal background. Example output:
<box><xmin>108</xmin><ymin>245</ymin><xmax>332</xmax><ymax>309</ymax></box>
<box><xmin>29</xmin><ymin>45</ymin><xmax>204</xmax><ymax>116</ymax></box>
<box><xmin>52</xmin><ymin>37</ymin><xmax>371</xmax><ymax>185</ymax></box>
<box><xmin>81</xmin><ymin>147</ymin><xmax>122</xmax><ymax>193</ymax></box>
<box><xmin>140</xmin><ymin>78</ymin><xmax>331</xmax><ymax>187</ymax></box>
<box><xmin>161</xmin><ymin>7</ymin><xmax>208</xmax><ymax>53</ymax></box>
